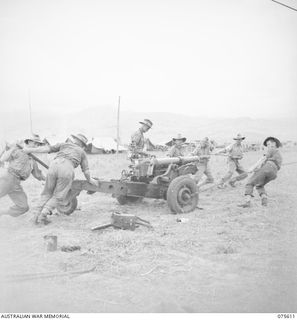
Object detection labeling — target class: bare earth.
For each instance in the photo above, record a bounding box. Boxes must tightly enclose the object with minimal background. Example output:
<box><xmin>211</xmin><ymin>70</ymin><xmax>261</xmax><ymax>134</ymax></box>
<box><xmin>0</xmin><ymin>149</ymin><xmax>296</xmax><ymax>313</ymax></box>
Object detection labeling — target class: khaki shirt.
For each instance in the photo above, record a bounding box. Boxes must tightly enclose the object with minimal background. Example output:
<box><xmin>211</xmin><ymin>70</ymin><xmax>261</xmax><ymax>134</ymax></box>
<box><xmin>191</xmin><ymin>144</ymin><xmax>213</xmax><ymax>163</ymax></box>
<box><xmin>49</xmin><ymin>142</ymin><xmax>89</xmax><ymax>173</ymax></box>
<box><xmin>129</xmin><ymin>129</ymin><xmax>145</xmax><ymax>155</ymax></box>
<box><xmin>5</xmin><ymin>146</ymin><xmax>44</xmax><ymax>181</ymax></box>
<box><xmin>167</xmin><ymin>145</ymin><xmax>184</xmax><ymax>158</ymax></box>
<box><xmin>264</xmin><ymin>149</ymin><xmax>282</xmax><ymax>170</ymax></box>
<box><xmin>224</xmin><ymin>143</ymin><xmax>244</xmax><ymax>159</ymax></box>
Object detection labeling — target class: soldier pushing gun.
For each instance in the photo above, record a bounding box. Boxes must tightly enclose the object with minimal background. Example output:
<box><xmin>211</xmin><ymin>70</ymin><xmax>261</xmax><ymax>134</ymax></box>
<box><xmin>0</xmin><ymin>137</ymin><xmax>46</xmax><ymax>217</ymax></box>
<box><xmin>23</xmin><ymin>133</ymin><xmax>98</xmax><ymax>225</ymax></box>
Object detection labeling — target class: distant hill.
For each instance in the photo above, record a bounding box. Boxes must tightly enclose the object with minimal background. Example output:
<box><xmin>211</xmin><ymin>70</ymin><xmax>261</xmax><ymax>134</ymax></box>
<box><xmin>0</xmin><ymin>106</ymin><xmax>296</xmax><ymax>144</ymax></box>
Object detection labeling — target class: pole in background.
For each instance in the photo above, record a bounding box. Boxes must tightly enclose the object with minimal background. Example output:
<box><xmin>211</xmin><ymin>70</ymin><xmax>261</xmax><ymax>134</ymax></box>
<box><xmin>28</xmin><ymin>89</ymin><xmax>33</xmax><ymax>135</ymax></box>
<box><xmin>116</xmin><ymin>96</ymin><xmax>121</xmax><ymax>154</ymax></box>
<box><xmin>271</xmin><ymin>0</ymin><xmax>297</xmax><ymax>12</ymax></box>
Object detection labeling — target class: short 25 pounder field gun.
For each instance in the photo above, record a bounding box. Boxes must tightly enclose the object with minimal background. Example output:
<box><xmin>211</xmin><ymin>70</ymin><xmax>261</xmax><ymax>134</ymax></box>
<box><xmin>58</xmin><ymin>155</ymin><xmax>201</xmax><ymax>215</ymax></box>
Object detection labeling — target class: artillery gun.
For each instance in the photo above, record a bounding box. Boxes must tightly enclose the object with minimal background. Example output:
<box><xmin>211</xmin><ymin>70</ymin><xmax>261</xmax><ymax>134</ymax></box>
<box><xmin>57</xmin><ymin>155</ymin><xmax>201</xmax><ymax>215</ymax></box>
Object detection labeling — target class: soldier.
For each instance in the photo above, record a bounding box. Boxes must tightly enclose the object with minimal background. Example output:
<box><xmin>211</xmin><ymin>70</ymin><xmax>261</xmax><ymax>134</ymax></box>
<box><xmin>128</xmin><ymin>119</ymin><xmax>153</xmax><ymax>159</ymax></box>
<box><xmin>0</xmin><ymin>137</ymin><xmax>46</xmax><ymax>217</ymax></box>
<box><xmin>216</xmin><ymin>133</ymin><xmax>248</xmax><ymax>188</ymax></box>
<box><xmin>191</xmin><ymin>137</ymin><xmax>214</xmax><ymax>187</ymax></box>
<box><xmin>0</xmin><ymin>142</ymin><xmax>8</xmax><ymax>168</ymax></box>
<box><xmin>238</xmin><ymin>137</ymin><xmax>282</xmax><ymax>208</ymax></box>
<box><xmin>167</xmin><ymin>134</ymin><xmax>186</xmax><ymax>157</ymax></box>
<box><xmin>23</xmin><ymin>133</ymin><xmax>98</xmax><ymax>225</ymax></box>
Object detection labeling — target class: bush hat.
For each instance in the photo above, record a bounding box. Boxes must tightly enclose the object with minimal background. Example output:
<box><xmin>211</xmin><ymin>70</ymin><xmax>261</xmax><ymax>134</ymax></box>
<box><xmin>139</xmin><ymin>119</ymin><xmax>153</xmax><ymax>129</ymax></box>
<box><xmin>24</xmin><ymin>136</ymin><xmax>45</xmax><ymax>145</ymax></box>
<box><xmin>71</xmin><ymin>133</ymin><xmax>88</xmax><ymax>147</ymax></box>
<box><xmin>173</xmin><ymin>133</ymin><xmax>186</xmax><ymax>142</ymax></box>
<box><xmin>233</xmin><ymin>133</ymin><xmax>245</xmax><ymax>140</ymax></box>
<box><xmin>263</xmin><ymin>136</ymin><xmax>282</xmax><ymax>148</ymax></box>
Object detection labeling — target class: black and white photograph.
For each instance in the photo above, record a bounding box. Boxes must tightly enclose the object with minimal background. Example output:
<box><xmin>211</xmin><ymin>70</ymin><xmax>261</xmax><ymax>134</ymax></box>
<box><xmin>0</xmin><ymin>0</ymin><xmax>296</xmax><ymax>317</ymax></box>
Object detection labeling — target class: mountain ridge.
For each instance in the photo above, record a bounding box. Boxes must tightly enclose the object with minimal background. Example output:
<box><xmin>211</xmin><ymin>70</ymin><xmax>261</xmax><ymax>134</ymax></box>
<box><xmin>0</xmin><ymin>106</ymin><xmax>296</xmax><ymax>144</ymax></box>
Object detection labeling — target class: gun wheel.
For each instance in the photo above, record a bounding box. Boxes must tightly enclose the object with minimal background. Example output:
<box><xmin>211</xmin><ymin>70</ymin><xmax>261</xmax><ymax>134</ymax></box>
<box><xmin>167</xmin><ymin>176</ymin><xmax>198</xmax><ymax>213</ymax></box>
<box><xmin>57</xmin><ymin>197</ymin><xmax>78</xmax><ymax>215</ymax></box>
<box><xmin>115</xmin><ymin>195</ymin><xmax>143</xmax><ymax>205</ymax></box>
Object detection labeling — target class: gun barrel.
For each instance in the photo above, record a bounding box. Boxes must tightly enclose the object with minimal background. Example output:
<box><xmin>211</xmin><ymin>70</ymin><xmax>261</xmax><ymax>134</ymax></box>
<box><xmin>152</xmin><ymin>156</ymin><xmax>200</xmax><ymax>166</ymax></box>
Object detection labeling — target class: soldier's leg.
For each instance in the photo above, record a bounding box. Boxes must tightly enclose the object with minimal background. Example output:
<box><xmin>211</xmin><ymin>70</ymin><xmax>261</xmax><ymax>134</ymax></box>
<box><xmin>204</xmin><ymin>163</ymin><xmax>214</xmax><ymax>183</ymax></box>
<box><xmin>0</xmin><ymin>170</ymin><xmax>13</xmax><ymax>198</ymax></box>
<box><xmin>7</xmin><ymin>182</ymin><xmax>29</xmax><ymax>217</ymax></box>
<box><xmin>230</xmin><ymin>161</ymin><xmax>248</xmax><ymax>185</ymax></box>
<box><xmin>238</xmin><ymin>169</ymin><xmax>266</xmax><ymax>207</ymax></box>
<box><xmin>236</xmin><ymin>162</ymin><xmax>248</xmax><ymax>180</ymax></box>
<box><xmin>33</xmin><ymin>165</ymin><xmax>58</xmax><ymax>223</ymax></box>
<box><xmin>193</xmin><ymin>163</ymin><xmax>206</xmax><ymax>184</ymax></box>
<box><xmin>255</xmin><ymin>170</ymin><xmax>277</xmax><ymax>206</ymax></box>
<box><xmin>0</xmin><ymin>170</ymin><xmax>18</xmax><ymax>215</ymax></box>
<box><xmin>218</xmin><ymin>159</ymin><xmax>236</xmax><ymax>187</ymax></box>
<box><xmin>40</xmin><ymin>160</ymin><xmax>74</xmax><ymax>221</ymax></box>
<box><xmin>32</xmin><ymin>193</ymin><xmax>54</xmax><ymax>223</ymax></box>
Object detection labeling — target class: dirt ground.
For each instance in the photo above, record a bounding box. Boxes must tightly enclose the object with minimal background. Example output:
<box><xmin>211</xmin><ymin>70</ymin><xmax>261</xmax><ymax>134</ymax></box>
<box><xmin>0</xmin><ymin>149</ymin><xmax>296</xmax><ymax>313</ymax></box>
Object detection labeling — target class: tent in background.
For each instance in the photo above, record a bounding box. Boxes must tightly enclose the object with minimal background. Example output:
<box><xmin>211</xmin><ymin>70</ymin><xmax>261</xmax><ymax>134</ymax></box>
<box><xmin>87</xmin><ymin>137</ymin><xmax>127</xmax><ymax>154</ymax></box>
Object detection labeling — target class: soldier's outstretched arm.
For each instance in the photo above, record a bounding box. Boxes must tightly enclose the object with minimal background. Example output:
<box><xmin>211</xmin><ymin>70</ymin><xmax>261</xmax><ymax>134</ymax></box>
<box><xmin>23</xmin><ymin>145</ymin><xmax>51</xmax><ymax>154</ymax></box>
<box><xmin>83</xmin><ymin>170</ymin><xmax>98</xmax><ymax>186</ymax></box>
<box><xmin>213</xmin><ymin>143</ymin><xmax>232</xmax><ymax>155</ymax></box>
<box><xmin>81</xmin><ymin>153</ymin><xmax>98</xmax><ymax>186</ymax></box>
<box><xmin>31</xmin><ymin>161</ymin><xmax>46</xmax><ymax>181</ymax></box>
<box><xmin>247</xmin><ymin>156</ymin><xmax>266</xmax><ymax>173</ymax></box>
<box><xmin>167</xmin><ymin>147</ymin><xmax>174</xmax><ymax>157</ymax></box>
<box><xmin>0</xmin><ymin>146</ymin><xmax>16</xmax><ymax>162</ymax></box>
<box><xmin>190</xmin><ymin>145</ymin><xmax>201</xmax><ymax>156</ymax></box>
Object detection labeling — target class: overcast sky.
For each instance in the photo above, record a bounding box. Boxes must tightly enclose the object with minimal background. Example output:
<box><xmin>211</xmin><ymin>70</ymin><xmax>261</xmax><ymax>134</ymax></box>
<box><xmin>0</xmin><ymin>0</ymin><xmax>296</xmax><ymax>118</ymax></box>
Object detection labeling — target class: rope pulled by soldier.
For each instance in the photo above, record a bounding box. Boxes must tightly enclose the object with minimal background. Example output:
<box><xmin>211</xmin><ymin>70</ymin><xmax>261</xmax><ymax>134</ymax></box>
<box><xmin>238</xmin><ymin>136</ymin><xmax>282</xmax><ymax>208</ymax></box>
<box><xmin>215</xmin><ymin>133</ymin><xmax>248</xmax><ymax>189</ymax></box>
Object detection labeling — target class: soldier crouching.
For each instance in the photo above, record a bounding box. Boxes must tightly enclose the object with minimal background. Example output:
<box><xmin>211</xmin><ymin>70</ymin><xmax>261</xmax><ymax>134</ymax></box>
<box><xmin>0</xmin><ymin>137</ymin><xmax>46</xmax><ymax>217</ymax></box>
<box><xmin>23</xmin><ymin>133</ymin><xmax>98</xmax><ymax>225</ymax></box>
<box><xmin>238</xmin><ymin>136</ymin><xmax>282</xmax><ymax>208</ymax></box>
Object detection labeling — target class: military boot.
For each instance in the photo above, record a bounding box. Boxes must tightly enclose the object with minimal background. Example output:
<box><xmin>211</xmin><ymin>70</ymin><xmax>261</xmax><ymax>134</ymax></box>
<box><xmin>238</xmin><ymin>201</ymin><xmax>251</xmax><ymax>208</ymax></box>
<box><xmin>228</xmin><ymin>180</ymin><xmax>236</xmax><ymax>188</ymax></box>
<box><xmin>38</xmin><ymin>208</ymin><xmax>52</xmax><ymax>225</ymax></box>
<box><xmin>217</xmin><ymin>182</ymin><xmax>225</xmax><ymax>189</ymax></box>
<box><xmin>261</xmin><ymin>196</ymin><xmax>268</xmax><ymax>206</ymax></box>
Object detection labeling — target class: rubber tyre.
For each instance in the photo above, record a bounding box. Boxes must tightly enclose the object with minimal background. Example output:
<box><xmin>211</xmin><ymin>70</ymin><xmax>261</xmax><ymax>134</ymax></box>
<box><xmin>166</xmin><ymin>176</ymin><xmax>198</xmax><ymax>214</ymax></box>
<box><xmin>115</xmin><ymin>195</ymin><xmax>143</xmax><ymax>205</ymax></box>
<box><xmin>57</xmin><ymin>197</ymin><xmax>78</xmax><ymax>215</ymax></box>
